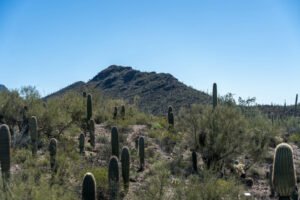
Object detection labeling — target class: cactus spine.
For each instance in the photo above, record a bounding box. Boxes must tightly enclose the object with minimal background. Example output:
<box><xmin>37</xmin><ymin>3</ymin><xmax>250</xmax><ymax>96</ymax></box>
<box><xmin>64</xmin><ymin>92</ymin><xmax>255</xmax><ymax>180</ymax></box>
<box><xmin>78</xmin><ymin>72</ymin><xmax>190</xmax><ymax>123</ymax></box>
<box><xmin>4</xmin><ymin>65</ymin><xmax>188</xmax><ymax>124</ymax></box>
<box><xmin>272</xmin><ymin>143</ymin><xmax>296</xmax><ymax>198</ymax></box>
<box><xmin>121</xmin><ymin>147</ymin><xmax>130</xmax><ymax>190</ymax></box>
<box><xmin>121</xmin><ymin>105</ymin><xmax>125</xmax><ymax>120</ymax></box>
<box><xmin>0</xmin><ymin>124</ymin><xmax>11</xmax><ymax>180</ymax></box>
<box><xmin>79</xmin><ymin>133</ymin><xmax>85</xmax><ymax>154</ymax></box>
<box><xmin>29</xmin><ymin>116</ymin><xmax>38</xmax><ymax>156</ymax></box>
<box><xmin>49</xmin><ymin>138</ymin><xmax>57</xmax><ymax>171</ymax></box>
<box><xmin>111</xmin><ymin>127</ymin><xmax>119</xmax><ymax>158</ymax></box>
<box><xmin>109</xmin><ymin>156</ymin><xmax>119</xmax><ymax>200</ymax></box>
<box><xmin>89</xmin><ymin>119</ymin><xmax>95</xmax><ymax>148</ymax></box>
<box><xmin>82</xmin><ymin>172</ymin><xmax>96</xmax><ymax>200</ymax></box>
<box><xmin>213</xmin><ymin>83</ymin><xmax>218</xmax><ymax>109</ymax></box>
<box><xmin>192</xmin><ymin>151</ymin><xmax>198</xmax><ymax>173</ymax></box>
<box><xmin>87</xmin><ymin>94</ymin><xmax>93</xmax><ymax>121</ymax></box>
<box><xmin>139</xmin><ymin>136</ymin><xmax>145</xmax><ymax>171</ymax></box>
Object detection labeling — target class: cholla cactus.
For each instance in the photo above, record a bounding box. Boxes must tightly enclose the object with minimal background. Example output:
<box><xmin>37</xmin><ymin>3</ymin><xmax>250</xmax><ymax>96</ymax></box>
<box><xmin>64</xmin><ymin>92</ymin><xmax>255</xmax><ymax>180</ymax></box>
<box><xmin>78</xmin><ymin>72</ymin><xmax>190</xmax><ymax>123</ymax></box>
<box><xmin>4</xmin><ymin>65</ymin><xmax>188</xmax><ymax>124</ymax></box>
<box><xmin>87</xmin><ymin>94</ymin><xmax>93</xmax><ymax>121</ymax></box>
<box><xmin>29</xmin><ymin>116</ymin><xmax>38</xmax><ymax>156</ymax></box>
<box><xmin>109</xmin><ymin>156</ymin><xmax>119</xmax><ymax>200</ymax></box>
<box><xmin>272</xmin><ymin>143</ymin><xmax>296</xmax><ymax>199</ymax></box>
<box><xmin>139</xmin><ymin>136</ymin><xmax>145</xmax><ymax>171</ymax></box>
<box><xmin>121</xmin><ymin>147</ymin><xmax>130</xmax><ymax>190</ymax></box>
<box><xmin>89</xmin><ymin>119</ymin><xmax>95</xmax><ymax>148</ymax></box>
<box><xmin>111</xmin><ymin>127</ymin><xmax>119</xmax><ymax>158</ymax></box>
<box><xmin>79</xmin><ymin>133</ymin><xmax>85</xmax><ymax>154</ymax></box>
<box><xmin>213</xmin><ymin>83</ymin><xmax>218</xmax><ymax>109</ymax></box>
<box><xmin>49</xmin><ymin>138</ymin><xmax>57</xmax><ymax>171</ymax></box>
<box><xmin>0</xmin><ymin>124</ymin><xmax>11</xmax><ymax>180</ymax></box>
<box><xmin>82</xmin><ymin>172</ymin><xmax>96</xmax><ymax>200</ymax></box>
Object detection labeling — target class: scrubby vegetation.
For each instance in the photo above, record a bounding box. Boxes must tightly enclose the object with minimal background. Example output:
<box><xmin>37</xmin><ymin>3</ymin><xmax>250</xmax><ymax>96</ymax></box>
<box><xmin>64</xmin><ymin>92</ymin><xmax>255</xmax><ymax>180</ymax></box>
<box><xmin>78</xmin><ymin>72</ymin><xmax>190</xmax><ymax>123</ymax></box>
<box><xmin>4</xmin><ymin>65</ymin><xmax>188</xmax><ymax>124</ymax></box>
<box><xmin>0</xmin><ymin>84</ymin><xmax>300</xmax><ymax>200</ymax></box>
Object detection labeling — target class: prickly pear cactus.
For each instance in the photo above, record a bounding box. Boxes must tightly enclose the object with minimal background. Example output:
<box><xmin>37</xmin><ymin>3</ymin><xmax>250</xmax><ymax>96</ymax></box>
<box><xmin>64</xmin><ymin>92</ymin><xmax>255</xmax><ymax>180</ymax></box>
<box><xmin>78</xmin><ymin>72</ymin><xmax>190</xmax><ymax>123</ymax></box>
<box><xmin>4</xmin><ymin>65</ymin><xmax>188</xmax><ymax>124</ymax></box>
<box><xmin>49</xmin><ymin>138</ymin><xmax>57</xmax><ymax>171</ymax></box>
<box><xmin>121</xmin><ymin>147</ymin><xmax>130</xmax><ymax>190</ymax></box>
<box><xmin>213</xmin><ymin>83</ymin><xmax>218</xmax><ymax>109</ymax></box>
<box><xmin>192</xmin><ymin>151</ymin><xmax>197</xmax><ymax>173</ymax></box>
<box><xmin>29</xmin><ymin>116</ymin><xmax>38</xmax><ymax>156</ymax></box>
<box><xmin>0</xmin><ymin>124</ymin><xmax>11</xmax><ymax>179</ymax></box>
<box><xmin>79</xmin><ymin>133</ymin><xmax>85</xmax><ymax>154</ymax></box>
<box><xmin>82</xmin><ymin>172</ymin><xmax>96</xmax><ymax>200</ymax></box>
<box><xmin>109</xmin><ymin>156</ymin><xmax>119</xmax><ymax>200</ymax></box>
<box><xmin>121</xmin><ymin>105</ymin><xmax>125</xmax><ymax>120</ymax></box>
<box><xmin>111</xmin><ymin>127</ymin><xmax>119</xmax><ymax>158</ymax></box>
<box><xmin>272</xmin><ymin>143</ymin><xmax>296</xmax><ymax>198</ymax></box>
<box><xmin>89</xmin><ymin>119</ymin><xmax>95</xmax><ymax>148</ymax></box>
<box><xmin>139</xmin><ymin>136</ymin><xmax>145</xmax><ymax>171</ymax></box>
<box><xmin>87</xmin><ymin>94</ymin><xmax>93</xmax><ymax>121</ymax></box>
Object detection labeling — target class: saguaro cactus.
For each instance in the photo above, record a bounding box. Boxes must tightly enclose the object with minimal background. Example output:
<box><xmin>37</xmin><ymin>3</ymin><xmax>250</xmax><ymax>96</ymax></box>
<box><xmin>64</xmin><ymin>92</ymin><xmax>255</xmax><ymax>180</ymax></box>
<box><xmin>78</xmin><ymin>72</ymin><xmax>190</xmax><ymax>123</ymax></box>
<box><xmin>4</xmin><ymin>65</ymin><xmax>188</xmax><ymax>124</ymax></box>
<box><xmin>139</xmin><ymin>136</ymin><xmax>145</xmax><ymax>171</ymax></box>
<box><xmin>121</xmin><ymin>105</ymin><xmax>125</xmax><ymax>120</ymax></box>
<box><xmin>213</xmin><ymin>83</ymin><xmax>218</xmax><ymax>109</ymax></box>
<box><xmin>79</xmin><ymin>133</ymin><xmax>85</xmax><ymax>154</ymax></box>
<box><xmin>295</xmin><ymin>94</ymin><xmax>298</xmax><ymax>114</ymax></box>
<box><xmin>192</xmin><ymin>151</ymin><xmax>198</xmax><ymax>173</ymax></box>
<box><xmin>109</xmin><ymin>156</ymin><xmax>119</xmax><ymax>200</ymax></box>
<box><xmin>89</xmin><ymin>119</ymin><xmax>95</xmax><ymax>148</ymax></box>
<box><xmin>272</xmin><ymin>143</ymin><xmax>296</xmax><ymax>199</ymax></box>
<box><xmin>29</xmin><ymin>116</ymin><xmax>38</xmax><ymax>156</ymax></box>
<box><xmin>49</xmin><ymin>138</ymin><xmax>57</xmax><ymax>171</ymax></box>
<box><xmin>121</xmin><ymin>147</ymin><xmax>130</xmax><ymax>190</ymax></box>
<box><xmin>82</xmin><ymin>172</ymin><xmax>97</xmax><ymax>200</ymax></box>
<box><xmin>113</xmin><ymin>107</ymin><xmax>118</xmax><ymax>120</ymax></box>
<box><xmin>111</xmin><ymin>127</ymin><xmax>119</xmax><ymax>158</ymax></box>
<box><xmin>0</xmin><ymin>124</ymin><xmax>11</xmax><ymax>180</ymax></box>
<box><xmin>87</xmin><ymin>94</ymin><xmax>93</xmax><ymax>121</ymax></box>
<box><xmin>167</xmin><ymin>106</ymin><xmax>174</xmax><ymax>128</ymax></box>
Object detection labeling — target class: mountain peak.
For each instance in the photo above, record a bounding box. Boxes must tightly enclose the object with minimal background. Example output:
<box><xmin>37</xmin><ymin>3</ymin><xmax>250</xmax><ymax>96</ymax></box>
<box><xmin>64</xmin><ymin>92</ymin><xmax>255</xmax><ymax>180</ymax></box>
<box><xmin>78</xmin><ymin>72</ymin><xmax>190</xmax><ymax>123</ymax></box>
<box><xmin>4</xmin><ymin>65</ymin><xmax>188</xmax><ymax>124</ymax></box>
<box><xmin>0</xmin><ymin>84</ymin><xmax>8</xmax><ymax>92</ymax></box>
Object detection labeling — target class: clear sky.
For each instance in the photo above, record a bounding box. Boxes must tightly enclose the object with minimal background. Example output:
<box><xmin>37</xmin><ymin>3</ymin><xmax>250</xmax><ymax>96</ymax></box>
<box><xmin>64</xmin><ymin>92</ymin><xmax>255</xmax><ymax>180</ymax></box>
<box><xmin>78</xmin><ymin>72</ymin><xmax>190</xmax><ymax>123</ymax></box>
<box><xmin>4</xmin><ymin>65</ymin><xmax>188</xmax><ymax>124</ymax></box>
<box><xmin>0</xmin><ymin>0</ymin><xmax>300</xmax><ymax>105</ymax></box>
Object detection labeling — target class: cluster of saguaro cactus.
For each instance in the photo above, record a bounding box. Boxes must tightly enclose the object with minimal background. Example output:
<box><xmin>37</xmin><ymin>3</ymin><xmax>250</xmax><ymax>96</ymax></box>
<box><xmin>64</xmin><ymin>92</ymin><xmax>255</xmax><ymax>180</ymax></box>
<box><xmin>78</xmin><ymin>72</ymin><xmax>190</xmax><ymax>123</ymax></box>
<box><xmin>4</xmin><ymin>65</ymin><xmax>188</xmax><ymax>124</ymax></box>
<box><xmin>82</xmin><ymin>172</ymin><xmax>97</xmax><ymax>200</ymax></box>
<box><xmin>272</xmin><ymin>143</ymin><xmax>296</xmax><ymax>199</ymax></box>
<box><xmin>0</xmin><ymin>124</ymin><xmax>11</xmax><ymax>180</ymax></box>
<box><xmin>192</xmin><ymin>151</ymin><xmax>198</xmax><ymax>173</ymax></box>
<box><xmin>49</xmin><ymin>138</ymin><xmax>57</xmax><ymax>171</ymax></box>
<box><xmin>121</xmin><ymin>147</ymin><xmax>130</xmax><ymax>190</ymax></box>
<box><xmin>113</xmin><ymin>106</ymin><xmax>118</xmax><ymax>120</ymax></box>
<box><xmin>139</xmin><ymin>136</ymin><xmax>145</xmax><ymax>171</ymax></box>
<box><xmin>121</xmin><ymin>105</ymin><xmax>125</xmax><ymax>120</ymax></box>
<box><xmin>79</xmin><ymin>133</ymin><xmax>85</xmax><ymax>154</ymax></box>
<box><xmin>213</xmin><ymin>83</ymin><xmax>218</xmax><ymax>109</ymax></box>
<box><xmin>87</xmin><ymin>94</ymin><xmax>93</xmax><ymax>121</ymax></box>
<box><xmin>89</xmin><ymin>119</ymin><xmax>95</xmax><ymax>148</ymax></box>
<box><xmin>167</xmin><ymin>106</ymin><xmax>174</xmax><ymax>128</ymax></box>
<box><xmin>111</xmin><ymin>127</ymin><xmax>119</xmax><ymax>158</ymax></box>
<box><xmin>109</xmin><ymin>156</ymin><xmax>119</xmax><ymax>200</ymax></box>
<box><xmin>29</xmin><ymin>116</ymin><xmax>38</xmax><ymax>156</ymax></box>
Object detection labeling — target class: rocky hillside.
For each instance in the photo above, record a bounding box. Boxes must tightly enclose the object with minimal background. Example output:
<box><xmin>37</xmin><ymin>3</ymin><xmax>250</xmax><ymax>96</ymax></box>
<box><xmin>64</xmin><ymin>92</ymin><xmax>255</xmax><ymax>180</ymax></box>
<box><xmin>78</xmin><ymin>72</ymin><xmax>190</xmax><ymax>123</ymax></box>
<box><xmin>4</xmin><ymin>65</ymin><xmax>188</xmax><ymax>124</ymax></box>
<box><xmin>0</xmin><ymin>84</ymin><xmax>8</xmax><ymax>92</ymax></box>
<box><xmin>45</xmin><ymin>65</ymin><xmax>211</xmax><ymax>115</ymax></box>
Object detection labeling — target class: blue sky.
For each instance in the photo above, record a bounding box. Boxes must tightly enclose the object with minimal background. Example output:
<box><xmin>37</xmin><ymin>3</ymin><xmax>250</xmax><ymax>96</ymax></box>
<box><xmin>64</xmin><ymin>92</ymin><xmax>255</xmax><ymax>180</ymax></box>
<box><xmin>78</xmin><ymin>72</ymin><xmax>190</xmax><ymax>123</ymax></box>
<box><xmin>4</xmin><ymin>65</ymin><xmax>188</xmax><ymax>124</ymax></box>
<box><xmin>0</xmin><ymin>0</ymin><xmax>300</xmax><ymax>104</ymax></box>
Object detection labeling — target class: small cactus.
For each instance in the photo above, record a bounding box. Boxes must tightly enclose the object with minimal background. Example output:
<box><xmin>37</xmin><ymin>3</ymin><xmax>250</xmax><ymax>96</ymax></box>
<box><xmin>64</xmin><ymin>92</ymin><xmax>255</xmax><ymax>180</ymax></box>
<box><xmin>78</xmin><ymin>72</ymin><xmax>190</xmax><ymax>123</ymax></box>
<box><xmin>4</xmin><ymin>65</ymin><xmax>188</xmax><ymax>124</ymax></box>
<box><xmin>87</xmin><ymin>94</ymin><xmax>93</xmax><ymax>121</ymax></box>
<box><xmin>113</xmin><ymin>107</ymin><xmax>118</xmax><ymax>120</ymax></box>
<box><xmin>138</xmin><ymin>136</ymin><xmax>145</xmax><ymax>171</ymax></box>
<box><xmin>272</xmin><ymin>143</ymin><xmax>296</xmax><ymax>198</ymax></box>
<box><xmin>213</xmin><ymin>83</ymin><xmax>218</xmax><ymax>109</ymax></box>
<box><xmin>79</xmin><ymin>133</ymin><xmax>85</xmax><ymax>154</ymax></box>
<box><xmin>111</xmin><ymin>127</ymin><xmax>119</xmax><ymax>158</ymax></box>
<box><xmin>192</xmin><ymin>151</ymin><xmax>197</xmax><ymax>173</ymax></box>
<box><xmin>29</xmin><ymin>116</ymin><xmax>38</xmax><ymax>156</ymax></box>
<box><xmin>121</xmin><ymin>147</ymin><xmax>130</xmax><ymax>190</ymax></box>
<box><xmin>82</xmin><ymin>172</ymin><xmax>97</xmax><ymax>200</ymax></box>
<box><xmin>109</xmin><ymin>156</ymin><xmax>119</xmax><ymax>200</ymax></box>
<box><xmin>121</xmin><ymin>105</ymin><xmax>125</xmax><ymax>120</ymax></box>
<box><xmin>49</xmin><ymin>138</ymin><xmax>57</xmax><ymax>171</ymax></box>
<box><xmin>89</xmin><ymin>119</ymin><xmax>95</xmax><ymax>148</ymax></box>
<box><xmin>168</xmin><ymin>111</ymin><xmax>174</xmax><ymax>128</ymax></box>
<box><xmin>0</xmin><ymin>124</ymin><xmax>11</xmax><ymax>180</ymax></box>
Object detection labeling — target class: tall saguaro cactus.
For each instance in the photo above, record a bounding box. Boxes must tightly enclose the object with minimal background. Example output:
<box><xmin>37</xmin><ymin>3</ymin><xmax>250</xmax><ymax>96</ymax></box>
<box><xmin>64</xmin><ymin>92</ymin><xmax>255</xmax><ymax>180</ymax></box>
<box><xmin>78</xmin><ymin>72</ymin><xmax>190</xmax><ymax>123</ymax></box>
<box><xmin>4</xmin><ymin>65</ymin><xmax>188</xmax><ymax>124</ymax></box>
<box><xmin>121</xmin><ymin>105</ymin><xmax>125</xmax><ymax>120</ymax></box>
<box><xmin>111</xmin><ymin>127</ymin><xmax>119</xmax><ymax>158</ymax></box>
<box><xmin>29</xmin><ymin>116</ymin><xmax>38</xmax><ymax>156</ymax></box>
<box><xmin>295</xmin><ymin>94</ymin><xmax>298</xmax><ymax>114</ymax></box>
<box><xmin>82</xmin><ymin>172</ymin><xmax>97</xmax><ymax>200</ymax></box>
<box><xmin>109</xmin><ymin>156</ymin><xmax>119</xmax><ymax>200</ymax></box>
<box><xmin>167</xmin><ymin>106</ymin><xmax>174</xmax><ymax>128</ymax></box>
<box><xmin>49</xmin><ymin>138</ymin><xmax>57</xmax><ymax>171</ymax></box>
<box><xmin>192</xmin><ymin>151</ymin><xmax>198</xmax><ymax>173</ymax></box>
<box><xmin>89</xmin><ymin>119</ymin><xmax>95</xmax><ymax>148</ymax></box>
<box><xmin>121</xmin><ymin>147</ymin><xmax>130</xmax><ymax>190</ymax></box>
<box><xmin>213</xmin><ymin>83</ymin><xmax>218</xmax><ymax>109</ymax></box>
<box><xmin>139</xmin><ymin>136</ymin><xmax>145</xmax><ymax>171</ymax></box>
<box><xmin>272</xmin><ymin>143</ymin><xmax>296</xmax><ymax>199</ymax></box>
<box><xmin>0</xmin><ymin>124</ymin><xmax>11</xmax><ymax>180</ymax></box>
<box><xmin>87</xmin><ymin>94</ymin><xmax>93</xmax><ymax>121</ymax></box>
<box><xmin>79</xmin><ymin>133</ymin><xmax>85</xmax><ymax>154</ymax></box>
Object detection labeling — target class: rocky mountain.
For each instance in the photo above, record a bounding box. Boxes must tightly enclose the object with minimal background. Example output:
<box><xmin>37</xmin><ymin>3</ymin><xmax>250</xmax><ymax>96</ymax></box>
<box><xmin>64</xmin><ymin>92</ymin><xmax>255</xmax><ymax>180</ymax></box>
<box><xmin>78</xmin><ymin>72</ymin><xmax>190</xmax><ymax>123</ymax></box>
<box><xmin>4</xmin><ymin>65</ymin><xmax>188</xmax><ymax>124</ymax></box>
<box><xmin>0</xmin><ymin>84</ymin><xmax>8</xmax><ymax>92</ymax></box>
<box><xmin>45</xmin><ymin>65</ymin><xmax>211</xmax><ymax>114</ymax></box>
